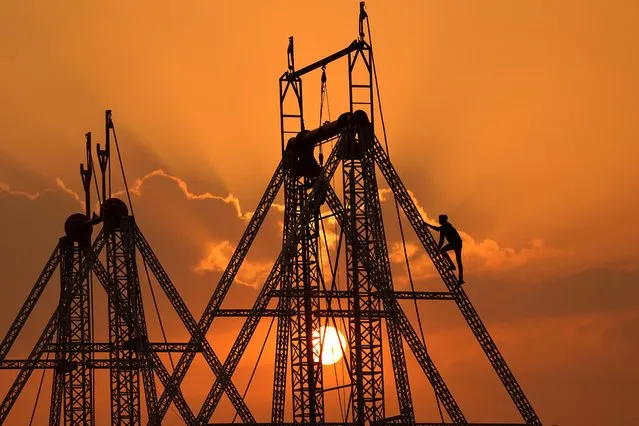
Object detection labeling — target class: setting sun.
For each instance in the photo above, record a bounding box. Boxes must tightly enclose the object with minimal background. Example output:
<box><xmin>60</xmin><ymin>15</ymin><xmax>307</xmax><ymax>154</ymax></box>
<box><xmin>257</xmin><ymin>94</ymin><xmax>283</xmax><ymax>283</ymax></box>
<box><xmin>313</xmin><ymin>326</ymin><xmax>347</xmax><ymax>365</ymax></box>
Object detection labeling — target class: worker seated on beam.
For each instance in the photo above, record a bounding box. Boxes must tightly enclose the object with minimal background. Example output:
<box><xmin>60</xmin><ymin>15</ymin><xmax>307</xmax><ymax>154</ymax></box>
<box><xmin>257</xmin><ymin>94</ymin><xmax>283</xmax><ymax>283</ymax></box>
<box><xmin>425</xmin><ymin>214</ymin><xmax>464</xmax><ymax>285</ymax></box>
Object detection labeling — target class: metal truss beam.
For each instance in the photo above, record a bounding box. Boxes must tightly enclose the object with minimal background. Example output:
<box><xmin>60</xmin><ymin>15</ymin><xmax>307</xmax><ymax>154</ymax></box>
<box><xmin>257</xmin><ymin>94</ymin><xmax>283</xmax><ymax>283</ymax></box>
<box><xmin>287</xmin><ymin>171</ymin><xmax>324</xmax><ymax>424</ymax></box>
<box><xmin>360</xmin><ymin>125</ymin><xmax>414</xmax><ymax>424</ymax></box>
<box><xmin>0</xmin><ymin>231</ymin><xmax>106</xmax><ymax>424</ymax></box>
<box><xmin>272</xmin><ymin>290</ymin><xmax>453</xmax><ymax>300</ymax></box>
<box><xmin>342</xmin><ymin>130</ymin><xmax>384</xmax><ymax>423</ymax></box>
<box><xmin>370</xmin><ymin>138</ymin><xmax>541</xmax><ymax>425</ymax></box>
<box><xmin>60</xmin><ymin>238</ymin><xmax>93</xmax><ymax>425</ymax></box>
<box><xmin>194</xmin><ymin>136</ymin><xmax>344</xmax><ymax>423</ymax></box>
<box><xmin>105</xmin><ymin>218</ymin><xmax>142</xmax><ymax>425</ymax></box>
<box><xmin>0</xmin><ymin>360</ymin><xmax>149</xmax><ymax>369</ymax></box>
<box><xmin>42</xmin><ymin>343</ymin><xmax>195</xmax><ymax>352</ymax></box>
<box><xmin>324</xmin><ymin>185</ymin><xmax>467</xmax><ymax>424</ymax></box>
<box><xmin>154</xmin><ymin>160</ymin><xmax>285</xmax><ymax>421</ymax></box>
<box><xmin>90</xmin><ymin>259</ymin><xmax>197</xmax><ymax>424</ymax></box>
<box><xmin>0</xmin><ymin>242</ymin><xmax>61</xmax><ymax>359</ymax></box>
<box><xmin>133</xmin><ymin>222</ymin><xmax>255</xmax><ymax>423</ymax></box>
<box><xmin>207</xmin><ymin>423</ymin><xmax>529</xmax><ymax>426</ymax></box>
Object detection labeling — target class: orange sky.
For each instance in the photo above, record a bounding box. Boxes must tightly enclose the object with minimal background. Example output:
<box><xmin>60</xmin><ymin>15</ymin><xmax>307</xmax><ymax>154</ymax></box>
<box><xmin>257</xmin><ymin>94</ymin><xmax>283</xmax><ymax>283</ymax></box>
<box><xmin>1</xmin><ymin>1</ymin><xmax>638</xmax><ymax>425</ymax></box>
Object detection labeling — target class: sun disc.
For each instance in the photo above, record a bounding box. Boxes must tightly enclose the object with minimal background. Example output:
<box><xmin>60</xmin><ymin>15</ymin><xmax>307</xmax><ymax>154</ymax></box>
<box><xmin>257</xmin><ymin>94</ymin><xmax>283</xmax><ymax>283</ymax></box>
<box><xmin>312</xmin><ymin>326</ymin><xmax>347</xmax><ymax>365</ymax></box>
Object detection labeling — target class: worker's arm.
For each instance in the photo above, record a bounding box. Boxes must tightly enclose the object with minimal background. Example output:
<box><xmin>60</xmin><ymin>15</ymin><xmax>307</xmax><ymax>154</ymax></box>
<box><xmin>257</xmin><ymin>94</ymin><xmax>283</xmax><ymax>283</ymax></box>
<box><xmin>425</xmin><ymin>222</ymin><xmax>441</xmax><ymax>231</ymax></box>
<box><xmin>437</xmin><ymin>233</ymin><xmax>445</xmax><ymax>250</ymax></box>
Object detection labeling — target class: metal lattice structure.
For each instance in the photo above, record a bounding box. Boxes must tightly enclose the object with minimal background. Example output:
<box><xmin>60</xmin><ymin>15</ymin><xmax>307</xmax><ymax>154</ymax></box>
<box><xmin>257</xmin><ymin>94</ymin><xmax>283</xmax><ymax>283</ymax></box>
<box><xmin>0</xmin><ymin>2</ymin><xmax>540</xmax><ymax>425</ymax></box>
<box><xmin>153</xmin><ymin>4</ymin><xmax>540</xmax><ymax>425</ymax></box>
<box><xmin>0</xmin><ymin>114</ymin><xmax>251</xmax><ymax>425</ymax></box>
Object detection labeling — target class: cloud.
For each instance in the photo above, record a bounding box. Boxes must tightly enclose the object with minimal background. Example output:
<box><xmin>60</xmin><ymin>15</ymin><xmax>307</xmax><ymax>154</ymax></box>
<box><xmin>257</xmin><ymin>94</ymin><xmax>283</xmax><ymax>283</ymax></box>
<box><xmin>461</xmin><ymin>235</ymin><xmax>572</xmax><ymax>271</ymax></box>
<box><xmin>124</xmin><ymin>169</ymin><xmax>252</xmax><ymax>220</ymax></box>
<box><xmin>6</xmin><ymin>168</ymin><xmax>572</xmax><ymax>284</ymax></box>
<box><xmin>116</xmin><ymin>168</ymin><xmax>285</xmax><ymax>220</ymax></box>
<box><xmin>0</xmin><ymin>181</ymin><xmax>42</xmax><ymax>200</ymax></box>
<box><xmin>379</xmin><ymin>187</ymin><xmax>438</xmax><ymax>223</ymax></box>
<box><xmin>1</xmin><ymin>177</ymin><xmax>88</xmax><ymax>210</ymax></box>
<box><xmin>388</xmin><ymin>241</ymin><xmax>419</xmax><ymax>264</ymax></box>
<box><xmin>54</xmin><ymin>178</ymin><xmax>84</xmax><ymax>209</ymax></box>
<box><xmin>194</xmin><ymin>240</ymin><xmax>273</xmax><ymax>289</ymax></box>
<box><xmin>380</xmin><ymin>187</ymin><xmax>572</xmax><ymax>275</ymax></box>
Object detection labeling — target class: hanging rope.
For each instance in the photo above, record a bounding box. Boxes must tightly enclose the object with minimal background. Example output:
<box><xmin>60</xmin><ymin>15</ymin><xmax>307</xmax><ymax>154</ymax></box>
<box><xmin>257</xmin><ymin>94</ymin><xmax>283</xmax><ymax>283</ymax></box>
<box><xmin>231</xmin><ymin>315</ymin><xmax>276</xmax><ymax>424</ymax></box>
<box><xmin>88</xmin><ymin>271</ymin><xmax>96</xmax><ymax>421</ymax></box>
<box><xmin>331</xmin><ymin>338</ymin><xmax>346</xmax><ymax>422</ymax></box>
<box><xmin>141</xmin><ymin>257</ymin><xmax>176</xmax><ymax>372</ymax></box>
<box><xmin>320</xmin><ymin>66</ymin><xmax>332</xmax><ymax>124</ymax></box>
<box><xmin>28</xmin><ymin>350</ymin><xmax>50</xmax><ymax>425</ymax></box>
<box><xmin>317</xmin><ymin>67</ymin><xmax>340</xmax><ymax>269</ymax></box>
<box><xmin>318</xmin><ymin>65</ymin><xmax>332</xmax><ymax>166</ymax></box>
<box><xmin>316</xmin><ymin>224</ymin><xmax>348</xmax><ymax>421</ymax></box>
<box><xmin>90</xmin><ymin>157</ymin><xmax>102</xmax><ymax>208</ymax></box>
<box><xmin>106</xmin><ymin>116</ymin><xmax>188</xmax><ymax>420</ymax></box>
<box><xmin>318</xmin><ymin>220</ymin><xmax>353</xmax><ymax>423</ymax></box>
<box><xmin>365</xmin><ymin>16</ymin><xmax>446</xmax><ymax>423</ymax></box>
<box><xmin>316</xmin><ymin>65</ymin><xmax>350</xmax><ymax>420</ymax></box>
<box><xmin>110</xmin><ymin>123</ymin><xmax>135</xmax><ymax>217</ymax></box>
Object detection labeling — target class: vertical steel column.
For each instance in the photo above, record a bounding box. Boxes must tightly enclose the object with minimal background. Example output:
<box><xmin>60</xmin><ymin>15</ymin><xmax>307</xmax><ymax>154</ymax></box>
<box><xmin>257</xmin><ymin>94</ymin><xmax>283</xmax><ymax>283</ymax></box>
<box><xmin>106</xmin><ymin>216</ymin><xmax>141</xmax><ymax>425</ymax></box>
<box><xmin>288</xmin><ymin>174</ymin><xmax>325</xmax><ymax>423</ymax></box>
<box><xmin>50</xmin><ymin>238</ymin><xmax>72</xmax><ymax>426</ymax></box>
<box><xmin>277</xmin><ymin>36</ymin><xmax>327</xmax><ymax>423</ymax></box>
<box><xmin>122</xmin><ymin>219</ymin><xmax>158</xmax><ymax>423</ymax></box>
<box><xmin>63</xmin><ymin>243</ymin><xmax>93</xmax><ymax>425</ymax></box>
<box><xmin>343</xmin><ymin>128</ymin><xmax>384</xmax><ymax>423</ymax></box>
<box><xmin>273</xmin><ymin>36</ymin><xmax>306</xmax><ymax>423</ymax></box>
<box><xmin>348</xmin><ymin>43</ymin><xmax>374</xmax><ymax>125</ymax></box>
<box><xmin>271</xmin><ymin>171</ymin><xmax>295</xmax><ymax>423</ymax></box>
<box><xmin>360</xmin><ymin>123</ymin><xmax>415</xmax><ymax>423</ymax></box>
<box><xmin>279</xmin><ymin>36</ymin><xmax>305</xmax><ymax>153</ymax></box>
<box><xmin>346</xmin><ymin>40</ymin><xmax>385</xmax><ymax>424</ymax></box>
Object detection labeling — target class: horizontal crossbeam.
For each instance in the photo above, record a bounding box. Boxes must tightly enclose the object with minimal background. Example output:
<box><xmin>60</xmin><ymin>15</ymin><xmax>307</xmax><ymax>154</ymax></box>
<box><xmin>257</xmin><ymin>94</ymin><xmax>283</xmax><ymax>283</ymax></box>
<box><xmin>206</xmin><ymin>423</ymin><xmax>528</xmax><ymax>426</ymax></box>
<box><xmin>283</xmin><ymin>40</ymin><xmax>366</xmax><ymax>79</ymax></box>
<box><xmin>204</xmin><ymin>309</ymin><xmax>386</xmax><ymax>317</ymax></box>
<box><xmin>41</xmin><ymin>343</ymin><xmax>195</xmax><ymax>352</ymax></box>
<box><xmin>271</xmin><ymin>290</ymin><xmax>452</xmax><ymax>300</ymax></box>
<box><xmin>0</xmin><ymin>360</ymin><xmax>148</xmax><ymax>369</ymax></box>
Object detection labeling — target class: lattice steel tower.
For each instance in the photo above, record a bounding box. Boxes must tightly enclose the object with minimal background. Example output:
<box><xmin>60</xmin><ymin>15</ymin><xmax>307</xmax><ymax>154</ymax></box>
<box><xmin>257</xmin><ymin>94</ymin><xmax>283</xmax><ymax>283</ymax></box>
<box><xmin>0</xmin><ymin>112</ymin><xmax>255</xmax><ymax>425</ymax></box>
<box><xmin>153</xmin><ymin>2</ymin><xmax>542</xmax><ymax>425</ymax></box>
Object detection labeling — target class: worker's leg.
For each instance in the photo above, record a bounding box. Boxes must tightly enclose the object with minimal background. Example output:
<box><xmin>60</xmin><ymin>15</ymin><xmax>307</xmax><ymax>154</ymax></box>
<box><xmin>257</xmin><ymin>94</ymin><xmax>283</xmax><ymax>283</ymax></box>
<box><xmin>454</xmin><ymin>247</ymin><xmax>464</xmax><ymax>284</ymax></box>
<box><xmin>440</xmin><ymin>244</ymin><xmax>455</xmax><ymax>270</ymax></box>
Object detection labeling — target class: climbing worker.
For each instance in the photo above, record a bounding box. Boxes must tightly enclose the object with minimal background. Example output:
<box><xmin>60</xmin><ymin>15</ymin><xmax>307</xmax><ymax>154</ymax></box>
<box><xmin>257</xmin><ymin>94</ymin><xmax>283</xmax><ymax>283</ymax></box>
<box><xmin>425</xmin><ymin>214</ymin><xmax>464</xmax><ymax>285</ymax></box>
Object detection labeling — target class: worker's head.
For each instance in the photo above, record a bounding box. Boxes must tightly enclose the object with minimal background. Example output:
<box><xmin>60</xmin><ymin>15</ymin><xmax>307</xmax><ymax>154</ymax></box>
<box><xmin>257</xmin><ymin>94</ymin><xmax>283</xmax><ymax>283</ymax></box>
<box><xmin>438</xmin><ymin>214</ymin><xmax>448</xmax><ymax>224</ymax></box>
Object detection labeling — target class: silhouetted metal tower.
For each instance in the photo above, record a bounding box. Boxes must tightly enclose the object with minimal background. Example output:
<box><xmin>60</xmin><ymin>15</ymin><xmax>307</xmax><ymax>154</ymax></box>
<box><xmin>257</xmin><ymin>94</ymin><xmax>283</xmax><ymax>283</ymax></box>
<box><xmin>49</xmin><ymin>133</ymin><xmax>96</xmax><ymax>425</ymax></box>
<box><xmin>150</xmin><ymin>3</ymin><xmax>541</xmax><ymax>425</ymax></box>
<box><xmin>0</xmin><ymin>112</ymin><xmax>257</xmax><ymax>425</ymax></box>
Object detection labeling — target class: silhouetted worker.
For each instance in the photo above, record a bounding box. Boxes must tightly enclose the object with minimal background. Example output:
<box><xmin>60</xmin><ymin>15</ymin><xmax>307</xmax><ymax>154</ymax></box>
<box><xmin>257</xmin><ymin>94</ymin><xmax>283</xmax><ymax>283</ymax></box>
<box><xmin>425</xmin><ymin>214</ymin><xmax>464</xmax><ymax>285</ymax></box>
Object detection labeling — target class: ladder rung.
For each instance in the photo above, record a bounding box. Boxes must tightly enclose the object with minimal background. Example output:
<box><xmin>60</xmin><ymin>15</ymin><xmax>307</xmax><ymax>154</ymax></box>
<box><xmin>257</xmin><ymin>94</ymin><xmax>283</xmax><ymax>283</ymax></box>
<box><xmin>352</xmin><ymin>102</ymin><xmax>371</xmax><ymax>105</ymax></box>
<box><xmin>351</xmin><ymin>84</ymin><xmax>372</xmax><ymax>88</ymax></box>
<box><xmin>282</xmin><ymin>114</ymin><xmax>302</xmax><ymax>118</ymax></box>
